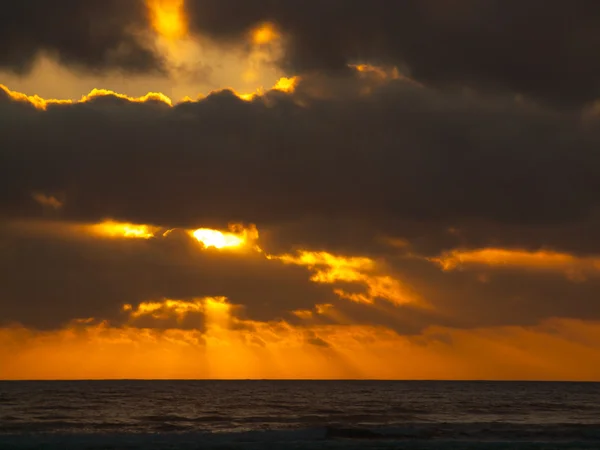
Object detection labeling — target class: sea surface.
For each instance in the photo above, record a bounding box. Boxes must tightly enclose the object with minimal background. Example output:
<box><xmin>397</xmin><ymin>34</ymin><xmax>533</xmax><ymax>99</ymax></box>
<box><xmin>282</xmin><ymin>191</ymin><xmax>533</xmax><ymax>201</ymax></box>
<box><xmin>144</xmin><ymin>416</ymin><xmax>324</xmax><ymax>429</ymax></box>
<box><xmin>1</xmin><ymin>380</ymin><xmax>599</xmax><ymax>449</ymax></box>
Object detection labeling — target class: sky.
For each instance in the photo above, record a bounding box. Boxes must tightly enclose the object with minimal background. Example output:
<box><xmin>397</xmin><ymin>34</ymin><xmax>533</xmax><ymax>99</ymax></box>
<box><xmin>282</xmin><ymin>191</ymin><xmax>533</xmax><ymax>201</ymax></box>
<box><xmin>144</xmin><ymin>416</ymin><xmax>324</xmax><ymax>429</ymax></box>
<box><xmin>2</xmin><ymin>0</ymin><xmax>600</xmax><ymax>380</ymax></box>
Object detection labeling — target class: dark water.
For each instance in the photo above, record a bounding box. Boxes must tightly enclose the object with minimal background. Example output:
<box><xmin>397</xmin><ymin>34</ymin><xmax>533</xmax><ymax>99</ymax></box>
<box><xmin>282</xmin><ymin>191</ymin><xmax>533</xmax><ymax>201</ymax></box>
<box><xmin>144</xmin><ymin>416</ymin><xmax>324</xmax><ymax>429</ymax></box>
<box><xmin>1</xmin><ymin>380</ymin><xmax>600</xmax><ymax>449</ymax></box>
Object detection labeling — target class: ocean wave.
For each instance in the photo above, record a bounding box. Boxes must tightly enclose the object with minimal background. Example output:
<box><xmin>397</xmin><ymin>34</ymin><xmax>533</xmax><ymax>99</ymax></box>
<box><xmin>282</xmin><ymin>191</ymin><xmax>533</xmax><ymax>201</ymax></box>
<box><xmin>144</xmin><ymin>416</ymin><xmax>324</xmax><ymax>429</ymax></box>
<box><xmin>2</xmin><ymin>426</ymin><xmax>600</xmax><ymax>450</ymax></box>
<box><xmin>3</xmin><ymin>381</ymin><xmax>600</xmax><ymax>448</ymax></box>
<box><xmin>3</xmin><ymin>422</ymin><xmax>600</xmax><ymax>442</ymax></box>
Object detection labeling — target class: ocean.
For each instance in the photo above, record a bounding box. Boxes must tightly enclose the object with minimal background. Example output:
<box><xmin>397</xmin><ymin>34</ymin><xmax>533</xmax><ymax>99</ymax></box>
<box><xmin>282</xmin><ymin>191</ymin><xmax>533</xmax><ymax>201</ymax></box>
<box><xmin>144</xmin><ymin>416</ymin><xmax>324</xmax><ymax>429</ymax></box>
<box><xmin>1</xmin><ymin>380</ymin><xmax>599</xmax><ymax>449</ymax></box>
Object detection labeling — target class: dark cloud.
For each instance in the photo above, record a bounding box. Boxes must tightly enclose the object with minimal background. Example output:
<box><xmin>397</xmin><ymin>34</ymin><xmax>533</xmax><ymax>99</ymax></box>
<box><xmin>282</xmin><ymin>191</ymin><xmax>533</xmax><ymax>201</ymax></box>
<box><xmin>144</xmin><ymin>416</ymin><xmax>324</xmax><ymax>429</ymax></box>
<box><xmin>3</xmin><ymin>68</ymin><xmax>600</xmax><ymax>332</ymax></box>
<box><xmin>185</xmin><ymin>0</ymin><xmax>600</xmax><ymax>108</ymax></box>
<box><xmin>0</xmin><ymin>224</ymin><xmax>338</xmax><ymax>330</ymax></box>
<box><xmin>2</xmin><ymin>74</ymin><xmax>600</xmax><ymax>257</ymax></box>
<box><xmin>3</xmin><ymin>1</ymin><xmax>600</xmax><ymax>108</ymax></box>
<box><xmin>3</xmin><ymin>217</ymin><xmax>600</xmax><ymax>334</ymax></box>
<box><xmin>383</xmin><ymin>257</ymin><xmax>600</xmax><ymax>330</ymax></box>
<box><xmin>0</xmin><ymin>0</ymin><xmax>162</xmax><ymax>74</ymax></box>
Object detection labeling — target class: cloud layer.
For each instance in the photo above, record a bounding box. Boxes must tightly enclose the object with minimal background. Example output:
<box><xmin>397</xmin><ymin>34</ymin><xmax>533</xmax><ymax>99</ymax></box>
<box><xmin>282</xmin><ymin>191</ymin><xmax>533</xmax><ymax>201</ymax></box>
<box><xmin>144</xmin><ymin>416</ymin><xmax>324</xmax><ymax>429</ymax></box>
<box><xmin>2</xmin><ymin>1</ymin><xmax>600</xmax><ymax>380</ymax></box>
<box><xmin>2</xmin><ymin>67</ymin><xmax>600</xmax><ymax>333</ymax></box>
<box><xmin>0</xmin><ymin>0</ymin><xmax>160</xmax><ymax>74</ymax></box>
<box><xmin>5</xmin><ymin>1</ymin><xmax>600</xmax><ymax>108</ymax></box>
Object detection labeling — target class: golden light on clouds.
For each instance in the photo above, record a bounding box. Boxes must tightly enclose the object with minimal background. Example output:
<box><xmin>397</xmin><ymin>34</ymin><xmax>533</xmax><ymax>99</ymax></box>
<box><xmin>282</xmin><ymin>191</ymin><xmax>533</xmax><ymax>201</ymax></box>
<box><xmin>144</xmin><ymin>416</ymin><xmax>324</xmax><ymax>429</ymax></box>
<box><xmin>203</xmin><ymin>296</ymin><xmax>233</xmax><ymax>330</ymax></box>
<box><xmin>6</xmin><ymin>218</ymin><xmax>264</xmax><ymax>254</ymax></box>
<box><xmin>292</xmin><ymin>310</ymin><xmax>314</xmax><ymax>319</ymax></box>
<box><xmin>146</xmin><ymin>0</ymin><xmax>188</xmax><ymax>41</ymax></box>
<box><xmin>83</xmin><ymin>88</ymin><xmax>173</xmax><ymax>106</ymax></box>
<box><xmin>0</xmin><ymin>84</ymin><xmax>173</xmax><ymax>110</ymax></box>
<box><xmin>1</xmin><ymin>74</ymin><xmax>300</xmax><ymax>112</ymax></box>
<box><xmin>89</xmin><ymin>221</ymin><xmax>159</xmax><ymax>239</ymax></box>
<box><xmin>270</xmin><ymin>251</ymin><xmax>420</xmax><ymax>306</ymax></box>
<box><xmin>292</xmin><ymin>303</ymin><xmax>349</xmax><ymax>325</ymax></box>
<box><xmin>1</xmin><ymin>84</ymin><xmax>71</xmax><ymax>110</ymax></box>
<box><xmin>243</xmin><ymin>22</ymin><xmax>284</xmax><ymax>85</ymax></box>
<box><xmin>273</xmin><ymin>76</ymin><xmax>299</xmax><ymax>93</ymax></box>
<box><xmin>4</xmin><ymin>318</ymin><xmax>600</xmax><ymax>380</ymax></box>
<box><xmin>123</xmin><ymin>297</ymin><xmax>236</xmax><ymax>332</ymax></box>
<box><xmin>191</xmin><ymin>229</ymin><xmax>243</xmax><ymax>249</ymax></box>
<box><xmin>5</xmin><ymin>3</ymin><xmax>599</xmax><ymax>386</ymax></box>
<box><xmin>431</xmin><ymin>247</ymin><xmax>600</xmax><ymax>281</ymax></box>
<box><xmin>92</xmin><ymin>219</ymin><xmax>261</xmax><ymax>251</ymax></box>
<box><xmin>124</xmin><ymin>298</ymin><xmax>205</xmax><ymax>321</ymax></box>
<box><xmin>190</xmin><ymin>223</ymin><xmax>260</xmax><ymax>250</ymax></box>
<box><xmin>251</xmin><ymin>23</ymin><xmax>280</xmax><ymax>46</ymax></box>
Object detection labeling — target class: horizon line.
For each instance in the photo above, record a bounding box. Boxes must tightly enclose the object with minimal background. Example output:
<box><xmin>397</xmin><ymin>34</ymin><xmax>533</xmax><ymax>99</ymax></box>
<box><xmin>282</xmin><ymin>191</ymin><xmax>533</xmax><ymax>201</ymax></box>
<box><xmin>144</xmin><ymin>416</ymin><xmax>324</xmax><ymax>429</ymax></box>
<box><xmin>1</xmin><ymin>378</ymin><xmax>599</xmax><ymax>383</ymax></box>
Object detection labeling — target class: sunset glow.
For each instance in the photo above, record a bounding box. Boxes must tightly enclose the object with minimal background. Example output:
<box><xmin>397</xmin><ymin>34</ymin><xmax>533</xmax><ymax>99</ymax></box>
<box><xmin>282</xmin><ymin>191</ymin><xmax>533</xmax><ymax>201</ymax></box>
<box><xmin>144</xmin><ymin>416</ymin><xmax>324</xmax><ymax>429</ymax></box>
<box><xmin>1</xmin><ymin>74</ymin><xmax>304</xmax><ymax>111</ymax></box>
<box><xmin>3</xmin><ymin>1</ymin><xmax>600</xmax><ymax>385</ymax></box>
<box><xmin>189</xmin><ymin>224</ymin><xmax>259</xmax><ymax>250</ymax></box>
<box><xmin>431</xmin><ymin>248</ymin><xmax>600</xmax><ymax>281</ymax></box>
<box><xmin>272</xmin><ymin>76</ymin><xmax>299</xmax><ymax>93</ymax></box>
<box><xmin>0</xmin><ymin>84</ymin><xmax>173</xmax><ymax>110</ymax></box>
<box><xmin>271</xmin><ymin>251</ymin><xmax>419</xmax><ymax>306</ymax></box>
<box><xmin>3</xmin><ymin>317</ymin><xmax>600</xmax><ymax>381</ymax></box>
<box><xmin>124</xmin><ymin>299</ymin><xmax>205</xmax><ymax>320</ymax></box>
<box><xmin>146</xmin><ymin>0</ymin><xmax>188</xmax><ymax>40</ymax></box>
<box><xmin>89</xmin><ymin>221</ymin><xmax>159</xmax><ymax>239</ymax></box>
<box><xmin>251</xmin><ymin>23</ymin><xmax>280</xmax><ymax>45</ymax></box>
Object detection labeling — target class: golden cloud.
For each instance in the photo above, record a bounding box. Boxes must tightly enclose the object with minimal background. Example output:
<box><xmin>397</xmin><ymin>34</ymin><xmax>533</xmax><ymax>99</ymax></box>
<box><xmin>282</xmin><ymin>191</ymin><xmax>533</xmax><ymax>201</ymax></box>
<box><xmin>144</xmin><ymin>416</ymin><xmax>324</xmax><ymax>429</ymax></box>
<box><xmin>250</xmin><ymin>23</ymin><xmax>281</xmax><ymax>46</ymax></box>
<box><xmin>0</xmin><ymin>75</ymin><xmax>301</xmax><ymax>111</ymax></box>
<box><xmin>189</xmin><ymin>223</ymin><xmax>260</xmax><ymax>251</ymax></box>
<box><xmin>146</xmin><ymin>0</ymin><xmax>188</xmax><ymax>41</ymax></box>
<box><xmin>431</xmin><ymin>247</ymin><xmax>600</xmax><ymax>282</ymax></box>
<box><xmin>0</xmin><ymin>84</ymin><xmax>172</xmax><ymax>110</ymax></box>
<box><xmin>269</xmin><ymin>251</ymin><xmax>421</xmax><ymax>306</ymax></box>
<box><xmin>88</xmin><ymin>221</ymin><xmax>160</xmax><ymax>240</ymax></box>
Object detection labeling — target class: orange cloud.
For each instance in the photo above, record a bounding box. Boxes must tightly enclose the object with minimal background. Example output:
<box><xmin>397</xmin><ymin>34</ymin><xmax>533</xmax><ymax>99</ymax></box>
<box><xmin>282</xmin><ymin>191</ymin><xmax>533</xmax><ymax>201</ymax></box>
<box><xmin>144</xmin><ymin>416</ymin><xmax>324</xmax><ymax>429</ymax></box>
<box><xmin>188</xmin><ymin>223</ymin><xmax>261</xmax><ymax>251</ymax></box>
<box><xmin>0</xmin><ymin>84</ymin><xmax>172</xmax><ymax>110</ymax></box>
<box><xmin>124</xmin><ymin>298</ymin><xmax>206</xmax><ymax>320</ymax></box>
<box><xmin>26</xmin><ymin>218</ymin><xmax>261</xmax><ymax>251</ymax></box>
<box><xmin>242</xmin><ymin>21</ymin><xmax>285</xmax><ymax>85</ymax></box>
<box><xmin>431</xmin><ymin>248</ymin><xmax>600</xmax><ymax>281</ymax></box>
<box><xmin>4</xmin><ymin>219</ymin><xmax>265</xmax><ymax>256</ymax></box>
<box><xmin>124</xmin><ymin>297</ymin><xmax>236</xmax><ymax>330</ymax></box>
<box><xmin>272</xmin><ymin>76</ymin><xmax>299</xmax><ymax>93</ymax></box>
<box><xmin>1</xmin><ymin>74</ymin><xmax>302</xmax><ymax>111</ymax></box>
<box><xmin>292</xmin><ymin>309</ymin><xmax>314</xmax><ymax>319</ymax></box>
<box><xmin>1</xmin><ymin>84</ymin><xmax>72</xmax><ymax>110</ymax></box>
<box><xmin>146</xmin><ymin>0</ymin><xmax>188</xmax><ymax>41</ymax></box>
<box><xmin>88</xmin><ymin>221</ymin><xmax>160</xmax><ymax>239</ymax></box>
<box><xmin>250</xmin><ymin>23</ymin><xmax>281</xmax><ymax>46</ymax></box>
<box><xmin>269</xmin><ymin>251</ymin><xmax>420</xmax><ymax>306</ymax></box>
